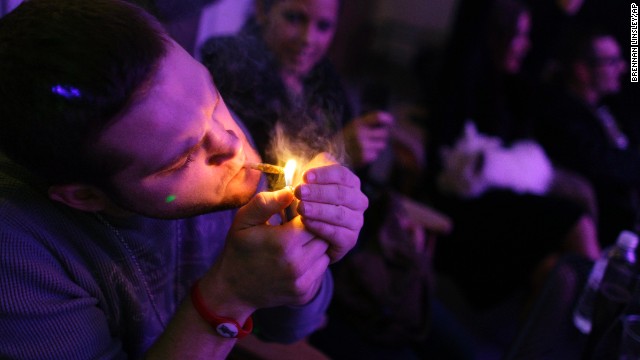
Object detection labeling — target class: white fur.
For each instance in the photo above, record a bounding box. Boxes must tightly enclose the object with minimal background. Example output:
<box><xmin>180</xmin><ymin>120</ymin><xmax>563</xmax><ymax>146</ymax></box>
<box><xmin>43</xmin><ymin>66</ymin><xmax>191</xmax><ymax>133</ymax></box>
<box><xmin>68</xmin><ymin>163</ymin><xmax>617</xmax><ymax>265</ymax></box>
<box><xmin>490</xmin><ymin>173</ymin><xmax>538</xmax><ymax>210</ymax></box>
<box><xmin>438</xmin><ymin>121</ymin><xmax>553</xmax><ymax>198</ymax></box>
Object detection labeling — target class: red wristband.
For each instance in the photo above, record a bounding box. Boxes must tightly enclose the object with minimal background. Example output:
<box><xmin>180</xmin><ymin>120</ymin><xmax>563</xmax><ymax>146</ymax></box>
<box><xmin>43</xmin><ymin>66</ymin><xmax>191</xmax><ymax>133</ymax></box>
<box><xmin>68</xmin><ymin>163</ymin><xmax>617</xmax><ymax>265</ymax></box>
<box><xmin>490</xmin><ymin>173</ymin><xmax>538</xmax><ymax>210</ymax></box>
<box><xmin>190</xmin><ymin>279</ymin><xmax>253</xmax><ymax>339</ymax></box>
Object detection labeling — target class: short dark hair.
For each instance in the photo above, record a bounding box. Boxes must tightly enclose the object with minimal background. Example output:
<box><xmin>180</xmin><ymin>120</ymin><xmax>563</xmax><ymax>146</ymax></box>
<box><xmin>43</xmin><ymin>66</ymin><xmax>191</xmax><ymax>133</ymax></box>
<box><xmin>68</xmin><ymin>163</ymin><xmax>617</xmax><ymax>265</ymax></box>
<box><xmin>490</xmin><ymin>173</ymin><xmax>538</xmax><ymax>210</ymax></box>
<box><xmin>0</xmin><ymin>0</ymin><xmax>169</xmax><ymax>185</ymax></box>
<box><xmin>553</xmin><ymin>26</ymin><xmax>614</xmax><ymax>79</ymax></box>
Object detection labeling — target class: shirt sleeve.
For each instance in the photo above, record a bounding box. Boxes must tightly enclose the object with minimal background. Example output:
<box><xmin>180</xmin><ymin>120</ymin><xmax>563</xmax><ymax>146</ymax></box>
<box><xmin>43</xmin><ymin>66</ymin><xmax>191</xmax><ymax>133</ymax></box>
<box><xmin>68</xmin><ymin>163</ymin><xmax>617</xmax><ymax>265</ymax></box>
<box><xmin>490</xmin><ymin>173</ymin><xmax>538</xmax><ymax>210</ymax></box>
<box><xmin>250</xmin><ymin>270</ymin><xmax>333</xmax><ymax>343</ymax></box>
<box><xmin>0</xmin><ymin>225</ymin><xmax>125</xmax><ymax>360</ymax></box>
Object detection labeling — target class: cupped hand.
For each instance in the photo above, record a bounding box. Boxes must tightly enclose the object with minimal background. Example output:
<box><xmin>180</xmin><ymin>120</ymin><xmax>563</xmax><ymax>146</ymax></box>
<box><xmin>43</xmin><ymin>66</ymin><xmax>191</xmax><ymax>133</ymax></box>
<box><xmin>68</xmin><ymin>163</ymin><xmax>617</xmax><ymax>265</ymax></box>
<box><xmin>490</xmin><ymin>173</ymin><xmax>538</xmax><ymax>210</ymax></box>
<box><xmin>205</xmin><ymin>188</ymin><xmax>330</xmax><ymax>313</ymax></box>
<box><xmin>342</xmin><ymin>111</ymin><xmax>394</xmax><ymax>168</ymax></box>
<box><xmin>294</xmin><ymin>152</ymin><xmax>369</xmax><ymax>263</ymax></box>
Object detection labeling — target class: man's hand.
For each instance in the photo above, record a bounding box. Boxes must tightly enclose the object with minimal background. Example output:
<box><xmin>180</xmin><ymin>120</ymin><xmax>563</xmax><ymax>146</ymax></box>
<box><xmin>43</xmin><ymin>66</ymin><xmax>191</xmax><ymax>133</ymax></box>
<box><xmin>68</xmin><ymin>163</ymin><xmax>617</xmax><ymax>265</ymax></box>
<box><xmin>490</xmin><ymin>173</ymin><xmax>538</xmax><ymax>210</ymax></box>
<box><xmin>294</xmin><ymin>153</ymin><xmax>369</xmax><ymax>263</ymax></box>
<box><xmin>200</xmin><ymin>188</ymin><xmax>331</xmax><ymax>319</ymax></box>
<box><xmin>198</xmin><ymin>153</ymin><xmax>367</xmax><ymax>318</ymax></box>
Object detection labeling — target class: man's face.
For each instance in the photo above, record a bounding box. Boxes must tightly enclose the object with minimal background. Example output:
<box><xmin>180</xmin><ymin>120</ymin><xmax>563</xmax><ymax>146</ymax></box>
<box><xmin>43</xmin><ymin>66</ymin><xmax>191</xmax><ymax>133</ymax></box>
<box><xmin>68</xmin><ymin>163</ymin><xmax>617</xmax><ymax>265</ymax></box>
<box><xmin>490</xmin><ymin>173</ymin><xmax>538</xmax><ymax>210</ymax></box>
<box><xmin>260</xmin><ymin>0</ymin><xmax>338</xmax><ymax>78</ymax></box>
<box><xmin>588</xmin><ymin>36</ymin><xmax>626</xmax><ymax>96</ymax></box>
<box><xmin>95</xmin><ymin>42</ymin><xmax>261</xmax><ymax>218</ymax></box>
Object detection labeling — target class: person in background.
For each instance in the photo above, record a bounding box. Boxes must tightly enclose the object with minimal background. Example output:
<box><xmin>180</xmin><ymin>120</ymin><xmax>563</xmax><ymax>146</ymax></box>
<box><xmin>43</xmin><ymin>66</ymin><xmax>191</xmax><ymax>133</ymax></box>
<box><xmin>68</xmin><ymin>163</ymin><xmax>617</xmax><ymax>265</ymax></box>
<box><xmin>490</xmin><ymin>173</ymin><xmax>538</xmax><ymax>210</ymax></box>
<box><xmin>426</xmin><ymin>0</ymin><xmax>600</xmax><ymax>311</ymax></box>
<box><xmin>0</xmin><ymin>0</ymin><xmax>368</xmax><ymax>359</ymax></box>
<box><xmin>533</xmin><ymin>28</ymin><xmax>638</xmax><ymax>247</ymax></box>
<box><xmin>521</xmin><ymin>0</ymin><xmax>585</xmax><ymax>80</ymax></box>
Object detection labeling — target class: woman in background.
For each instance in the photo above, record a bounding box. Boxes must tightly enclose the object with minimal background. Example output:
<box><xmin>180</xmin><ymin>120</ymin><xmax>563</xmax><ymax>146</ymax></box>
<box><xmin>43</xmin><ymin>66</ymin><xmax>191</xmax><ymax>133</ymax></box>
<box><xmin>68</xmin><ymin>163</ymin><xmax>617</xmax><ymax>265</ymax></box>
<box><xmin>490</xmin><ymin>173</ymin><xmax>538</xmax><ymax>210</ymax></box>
<box><xmin>426</xmin><ymin>0</ymin><xmax>600</xmax><ymax>310</ymax></box>
<box><xmin>200</xmin><ymin>0</ymin><xmax>392</xmax><ymax>170</ymax></box>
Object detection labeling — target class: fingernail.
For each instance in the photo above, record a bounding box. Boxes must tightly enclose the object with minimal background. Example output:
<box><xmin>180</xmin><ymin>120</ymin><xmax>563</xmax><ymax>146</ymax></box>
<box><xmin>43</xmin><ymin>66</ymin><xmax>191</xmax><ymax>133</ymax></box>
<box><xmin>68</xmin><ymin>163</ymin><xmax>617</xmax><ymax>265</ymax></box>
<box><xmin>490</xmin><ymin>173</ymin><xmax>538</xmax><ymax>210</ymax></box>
<box><xmin>300</xmin><ymin>185</ymin><xmax>310</xmax><ymax>198</ymax></box>
<box><xmin>305</xmin><ymin>171</ymin><xmax>316</xmax><ymax>182</ymax></box>
<box><xmin>301</xmin><ymin>202</ymin><xmax>312</xmax><ymax>214</ymax></box>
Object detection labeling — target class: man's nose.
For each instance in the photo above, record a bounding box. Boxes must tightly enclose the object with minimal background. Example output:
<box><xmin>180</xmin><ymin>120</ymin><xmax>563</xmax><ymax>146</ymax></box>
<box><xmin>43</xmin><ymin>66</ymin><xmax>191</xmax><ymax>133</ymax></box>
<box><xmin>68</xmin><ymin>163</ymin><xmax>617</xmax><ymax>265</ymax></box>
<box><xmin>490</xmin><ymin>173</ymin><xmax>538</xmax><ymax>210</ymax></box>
<box><xmin>204</xmin><ymin>129</ymin><xmax>241</xmax><ymax>166</ymax></box>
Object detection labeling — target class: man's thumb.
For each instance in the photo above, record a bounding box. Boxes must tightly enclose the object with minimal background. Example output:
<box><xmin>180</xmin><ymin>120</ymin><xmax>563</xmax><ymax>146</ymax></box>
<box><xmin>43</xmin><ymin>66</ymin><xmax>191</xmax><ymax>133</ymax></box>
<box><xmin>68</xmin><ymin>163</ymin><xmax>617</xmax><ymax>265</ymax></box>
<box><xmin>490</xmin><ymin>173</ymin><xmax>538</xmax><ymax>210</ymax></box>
<box><xmin>233</xmin><ymin>189</ymin><xmax>294</xmax><ymax>229</ymax></box>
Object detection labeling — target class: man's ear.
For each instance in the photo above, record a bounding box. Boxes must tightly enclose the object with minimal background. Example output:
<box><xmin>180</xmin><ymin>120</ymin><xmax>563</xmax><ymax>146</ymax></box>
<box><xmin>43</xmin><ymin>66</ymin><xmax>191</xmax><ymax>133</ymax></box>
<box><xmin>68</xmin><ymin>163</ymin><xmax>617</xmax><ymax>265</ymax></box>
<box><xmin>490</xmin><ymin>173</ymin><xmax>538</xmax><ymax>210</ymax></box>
<box><xmin>48</xmin><ymin>184</ymin><xmax>109</xmax><ymax>212</ymax></box>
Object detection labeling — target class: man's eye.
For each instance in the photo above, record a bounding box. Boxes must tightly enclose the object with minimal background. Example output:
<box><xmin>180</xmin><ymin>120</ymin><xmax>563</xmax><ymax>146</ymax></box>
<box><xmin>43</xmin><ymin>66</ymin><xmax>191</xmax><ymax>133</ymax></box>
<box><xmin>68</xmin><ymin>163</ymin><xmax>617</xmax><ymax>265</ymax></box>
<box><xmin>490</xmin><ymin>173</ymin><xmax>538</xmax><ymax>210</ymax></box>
<box><xmin>178</xmin><ymin>154</ymin><xmax>195</xmax><ymax>170</ymax></box>
<box><xmin>164</xmin><ymin>154</ymin><xmax>195</xmax><ymax>174</ymax></box>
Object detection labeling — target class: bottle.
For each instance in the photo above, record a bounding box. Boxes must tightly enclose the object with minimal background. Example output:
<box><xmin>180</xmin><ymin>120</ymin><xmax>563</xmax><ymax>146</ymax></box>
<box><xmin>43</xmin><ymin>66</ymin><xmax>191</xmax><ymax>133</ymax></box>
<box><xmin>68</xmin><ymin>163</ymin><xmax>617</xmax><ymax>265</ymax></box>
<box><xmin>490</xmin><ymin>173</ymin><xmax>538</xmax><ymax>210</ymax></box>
<box><xmin>585</xmin><ymin>242</ymin><xmax>640</xmax><ymax>359</ymax></box>
<box><xmin>615</xmin><ymin>285</ymin><xmax>640</xmax><ymax>360</ymax></box>
<box><xmin>573</xmin><ymin>230</ymin><xmax>639</xmax><ymax>334</ymax></box>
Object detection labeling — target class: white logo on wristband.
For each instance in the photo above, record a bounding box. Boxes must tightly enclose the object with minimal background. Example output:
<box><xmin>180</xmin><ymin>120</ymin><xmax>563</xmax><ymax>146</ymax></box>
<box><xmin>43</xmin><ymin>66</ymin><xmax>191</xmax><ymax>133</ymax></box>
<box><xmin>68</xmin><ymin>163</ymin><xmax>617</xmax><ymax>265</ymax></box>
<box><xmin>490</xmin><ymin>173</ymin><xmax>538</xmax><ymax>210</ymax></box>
<box><xmin>216</xmin><ymin>323</ymin><xmax>240</xmax><ymax>338</ymax></box>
